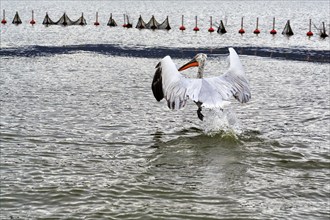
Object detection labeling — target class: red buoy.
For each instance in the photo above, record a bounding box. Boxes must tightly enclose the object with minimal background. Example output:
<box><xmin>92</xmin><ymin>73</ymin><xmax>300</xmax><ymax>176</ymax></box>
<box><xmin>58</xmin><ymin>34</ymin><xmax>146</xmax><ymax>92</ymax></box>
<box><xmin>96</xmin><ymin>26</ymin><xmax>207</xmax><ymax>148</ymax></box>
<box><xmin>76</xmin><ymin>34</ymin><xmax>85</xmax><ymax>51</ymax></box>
<box><xmin>208</xmin><ymin>16</ymin><xmax>215</xmax><ymax>32</ymax></box>
<box><xmin>270</xmin><ymin>17</ymin><xmax>277</xmax><ymax>35</ymax></box>
<box><xmin>179</xmin><ymin>15</ymin><xmax>186</xmax><ymax>31</ymax></box>
<box><xmin>1</xmin><ymin>9</ymin><xmax>7</xmax><ymax>24</ymax></box>
<box><xmin>239</xmin><ymin>17</ymin><xmax>245</xmax><ymax>34</ymax></box>
<box><xmin>94</xmin><ymin>12</ymin><xmax>100</xmax><ymax>26</ymax></box>
<box><xmin>30</xmin><ymin>10</ymin><xmax>36</xmax><ymax>25</ymax></box>
<box><xmin>306</xmin><ymin>31</ymin><xmax>313</xmax><ymax>36</ymax></box>
<box><xmin>270</xmin><ymin>29</ymin><xmax>277</xmax><ymax>35</ymax></box>
<box><xmin>306</xmin><ymin>19</ymin><xmax>313</xmax><ymax>37</ymax></box>
<box><xmin>193</xmin><ymin>16</ymin><xmax>199</xmax><ymax>32</ymax></box>
<box><xmin>253</xmin><ymin>17</ymin><xmax>260</xmax><ymax>34</ymax></box>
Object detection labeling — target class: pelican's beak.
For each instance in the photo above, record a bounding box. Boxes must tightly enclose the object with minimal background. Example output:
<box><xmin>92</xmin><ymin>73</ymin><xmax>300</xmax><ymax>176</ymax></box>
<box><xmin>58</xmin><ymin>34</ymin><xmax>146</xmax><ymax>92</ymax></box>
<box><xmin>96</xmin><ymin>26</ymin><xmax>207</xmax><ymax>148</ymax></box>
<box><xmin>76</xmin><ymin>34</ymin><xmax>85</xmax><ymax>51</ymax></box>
<box><xmin>178</xmin><ymin>58</ymin><xmax>199</xmax><ymax>71</ymax></box>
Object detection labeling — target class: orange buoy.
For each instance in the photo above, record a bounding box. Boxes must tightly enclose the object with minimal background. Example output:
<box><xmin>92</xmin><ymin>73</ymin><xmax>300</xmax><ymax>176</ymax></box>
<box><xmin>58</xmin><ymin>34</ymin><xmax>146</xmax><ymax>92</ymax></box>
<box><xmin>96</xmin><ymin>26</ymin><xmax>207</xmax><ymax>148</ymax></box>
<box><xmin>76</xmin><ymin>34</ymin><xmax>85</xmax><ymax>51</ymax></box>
<box><xmin>208</xmin><ymin>16</ymin><xmax>215</xmax><ymax>32</ymax></box>
<box><xmin>1</xmin><ymin>9</ymin><xmax>7</xmax><ymax>24</ymax></box>
<box><xmin>30</xmin><ymin>10</ymin><xmax>36</xmax><ymax>25</ymax></box>
<box><xmin>179</xmin><ymin>15</ymin><xmax>186</xmax><ymax>31</ymax></box>
<box><xmin>193</xmin><ymin>16</ymin><xmax>199</xmax><ymax>32</ymax></box>
<box><xmin>306</xmin><ymin>19</ymin><xmax>313</xmax><ymax>37</ymax></box>
<box><xmin>253</xmin><ymin>17</ymin><xmax>260</xmax><ymax>34</ymax></box>
<box><xmin>94</xmin><ymin>12</ymin><xmax>100</xmax><ymax>26</ymax></box>
<box><xmin>238</xmin><ymin>17</ymin><xmax>245</xmax><ymax>34</ymax></box>
<box><xmin>270</xmin><ymin>17</ymin><xmax>277</xmax><ymax>35</ymax></box>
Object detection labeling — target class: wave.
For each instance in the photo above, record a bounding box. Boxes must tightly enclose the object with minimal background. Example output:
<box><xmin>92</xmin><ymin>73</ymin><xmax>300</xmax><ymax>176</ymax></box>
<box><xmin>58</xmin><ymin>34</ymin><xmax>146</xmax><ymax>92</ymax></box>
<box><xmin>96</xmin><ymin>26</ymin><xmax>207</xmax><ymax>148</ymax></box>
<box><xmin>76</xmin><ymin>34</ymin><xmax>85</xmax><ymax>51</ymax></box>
<box><xmin>0</xmin><ymin>44</ymin><xmax>329</xmax><ymax>63</ymax></box>
<box><xmin>151</xmin><ymin>129</ymin><xmax>243</xmax><ymax>149</ymax></box>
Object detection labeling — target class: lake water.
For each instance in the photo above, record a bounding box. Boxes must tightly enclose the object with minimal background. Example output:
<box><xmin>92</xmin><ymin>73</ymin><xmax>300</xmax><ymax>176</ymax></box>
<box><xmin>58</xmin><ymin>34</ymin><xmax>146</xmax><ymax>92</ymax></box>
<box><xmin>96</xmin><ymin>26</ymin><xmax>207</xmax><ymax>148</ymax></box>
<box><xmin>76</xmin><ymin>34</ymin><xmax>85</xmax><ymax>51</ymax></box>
<box><xmin>1</xmin><ymin>1</ymin><xmax>329</xmax><ymax>219</ymax></box>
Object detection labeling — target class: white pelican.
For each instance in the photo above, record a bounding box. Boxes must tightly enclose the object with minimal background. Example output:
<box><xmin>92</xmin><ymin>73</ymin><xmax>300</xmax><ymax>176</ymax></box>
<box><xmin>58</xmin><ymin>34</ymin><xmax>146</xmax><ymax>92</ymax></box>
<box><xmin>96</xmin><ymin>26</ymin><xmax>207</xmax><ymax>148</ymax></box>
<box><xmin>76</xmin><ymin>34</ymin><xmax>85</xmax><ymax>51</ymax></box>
<box><xmin>151</xmin><ymin>48</ymin><xmax>251</xmax><ymax>121</ymax></box>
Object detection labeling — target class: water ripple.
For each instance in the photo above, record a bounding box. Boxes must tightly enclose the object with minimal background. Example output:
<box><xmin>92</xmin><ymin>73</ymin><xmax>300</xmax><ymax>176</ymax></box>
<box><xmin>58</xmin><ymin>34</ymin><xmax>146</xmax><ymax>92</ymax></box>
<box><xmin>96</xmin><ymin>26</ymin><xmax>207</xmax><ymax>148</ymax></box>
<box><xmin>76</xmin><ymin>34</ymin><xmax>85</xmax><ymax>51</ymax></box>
<box><xmin>1</xmin><ymin>47</ymin><xmax>329</xmax><ymax>219</ymax></box>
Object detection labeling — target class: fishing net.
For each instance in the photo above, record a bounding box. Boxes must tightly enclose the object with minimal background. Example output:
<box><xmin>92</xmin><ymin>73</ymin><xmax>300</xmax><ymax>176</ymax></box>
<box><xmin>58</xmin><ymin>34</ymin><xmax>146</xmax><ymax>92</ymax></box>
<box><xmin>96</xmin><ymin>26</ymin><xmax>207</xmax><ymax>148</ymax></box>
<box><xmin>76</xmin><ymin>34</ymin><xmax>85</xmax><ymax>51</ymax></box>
<box><xmin>146</xmin><ymin>15</ymin><xmax>160</xmax><ymax>29</ymax></box>
<box><xmin>217</xmin><ymin>20</ymin><xmax>227</xmax><ymax>34</ymax></box>
<box><xmin>136</xmin><ymin>15</ymin><xmax>147</xmax><ymax>29</ymax></box>
<box><xmin>42</xmin><ymin>13</ymin><xmax>55</xmax><ymax>25</ymax></box>
<box><xmin>282</xmin><ymin>20</ymin><xmax>294</xmax><ymax>35</ymax></box>
<box><xmin>107</xmin><ymin>14</ymin><xmax>117</xmax><ymax>27</ymax></box>
<box><xmin>12</xmin><ymin>12</ymin><xmax>22</xmax><ymax>24</ymax></box>
<box><xmin>42</xmin><ymin>13</ymin><xmax>86</xmax><ymax>26</ymax></box>
<box><xmin>158</xmin><ymin>16</ymin><xmax>171</xmax><ymax>30</ymax></box>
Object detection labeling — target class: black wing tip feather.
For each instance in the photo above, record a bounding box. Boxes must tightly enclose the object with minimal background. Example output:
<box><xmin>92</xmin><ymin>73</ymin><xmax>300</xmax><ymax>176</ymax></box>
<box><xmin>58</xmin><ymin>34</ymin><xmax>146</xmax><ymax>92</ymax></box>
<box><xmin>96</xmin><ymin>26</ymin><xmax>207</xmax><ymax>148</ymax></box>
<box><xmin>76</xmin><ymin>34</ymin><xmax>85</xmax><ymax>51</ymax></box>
<box><xmin>155</xmin><ymin>61</ymin><xmax>161</xmax><ymax>68</ymax></box>
<box><xmin>234</xmin><ymin>92</ymin><xmax>251</xmax><ymax>103</ymax></box>
<box><xmin>151</xmin><ymin>62</ymin><xmax>164</xmax><ymax>102</ymax></box>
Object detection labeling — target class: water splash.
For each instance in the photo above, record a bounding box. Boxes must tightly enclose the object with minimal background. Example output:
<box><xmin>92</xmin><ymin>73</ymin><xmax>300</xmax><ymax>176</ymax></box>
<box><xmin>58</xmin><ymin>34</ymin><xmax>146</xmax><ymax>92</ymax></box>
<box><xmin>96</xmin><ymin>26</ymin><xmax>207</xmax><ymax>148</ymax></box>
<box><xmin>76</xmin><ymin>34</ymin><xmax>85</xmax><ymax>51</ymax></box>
<box><xmin>202</xmin><ymin>107</ymin><xmax>242</xmax><ymax>136</ymax></box>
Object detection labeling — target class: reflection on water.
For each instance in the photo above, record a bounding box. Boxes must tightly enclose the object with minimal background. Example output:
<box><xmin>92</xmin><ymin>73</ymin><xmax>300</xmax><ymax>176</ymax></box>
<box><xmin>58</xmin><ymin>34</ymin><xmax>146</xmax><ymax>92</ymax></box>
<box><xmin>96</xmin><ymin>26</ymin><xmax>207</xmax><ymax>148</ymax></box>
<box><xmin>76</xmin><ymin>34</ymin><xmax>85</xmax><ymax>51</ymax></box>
<box><xmin>139</xmin><ymin>130</ymin><xmax>250</xmax><ymax>218</ymax></box>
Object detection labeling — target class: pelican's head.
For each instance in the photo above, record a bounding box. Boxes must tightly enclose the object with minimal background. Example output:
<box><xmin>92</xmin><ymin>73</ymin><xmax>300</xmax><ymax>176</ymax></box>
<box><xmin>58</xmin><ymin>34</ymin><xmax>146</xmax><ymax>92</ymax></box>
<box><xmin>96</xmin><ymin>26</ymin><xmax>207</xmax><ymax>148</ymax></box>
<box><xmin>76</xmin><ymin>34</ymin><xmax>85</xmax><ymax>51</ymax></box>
<box><xmin>178</xmin><ymin>53</ymin><xmax>207</xmax><ymax>71</ymax></box>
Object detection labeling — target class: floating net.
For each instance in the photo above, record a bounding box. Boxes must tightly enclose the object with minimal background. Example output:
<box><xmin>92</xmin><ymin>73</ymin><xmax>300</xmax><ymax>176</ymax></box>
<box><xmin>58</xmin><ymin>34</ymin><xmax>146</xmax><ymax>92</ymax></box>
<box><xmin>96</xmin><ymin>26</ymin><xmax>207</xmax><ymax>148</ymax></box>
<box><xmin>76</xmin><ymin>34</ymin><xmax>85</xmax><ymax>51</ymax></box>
<box><xmin>137</xmin><ymin>15</ymin><xmax>171</xmax><ymax>30</ymax></box>
<box><xmin>136</xmin><ymin>15</ymin><xmax>147</xmax><ymax>29</ymax></box>
<box><xmin>146</xmin><ymin>15</ymin><xmax>160</xmax><ymax>29</ymax></box>
<box><xmin>217</xmin><ymin>20</ymin><xmax>227</xmax><ymax>34</ymax></box>
<box><xmin>107</xmin><ymin>13</ymin><xmax>117</xmax><ymax>27</ymax></box>
<box><xmin>12</xmin><ymin>12</ymin><xmax>22</xmax><ymax>24</ymax></box>
<box><xmin>282</xmin><ymin>20</ymin><xmax>294</xmax><ymax>36</ymax></box>
<box><xmin>158</xmin><ymin>16</ymin><xmax>171</xmax><ymax>30</ymax></box>
<box><xmin>42</xmin><ymin>12</ymin><xmax>55</xmax><ymax>25</ymax></box>
<box><xmin>42</xmin><ymin>12</ymin><xmax>86</xmax><ymax>26</ymax></box>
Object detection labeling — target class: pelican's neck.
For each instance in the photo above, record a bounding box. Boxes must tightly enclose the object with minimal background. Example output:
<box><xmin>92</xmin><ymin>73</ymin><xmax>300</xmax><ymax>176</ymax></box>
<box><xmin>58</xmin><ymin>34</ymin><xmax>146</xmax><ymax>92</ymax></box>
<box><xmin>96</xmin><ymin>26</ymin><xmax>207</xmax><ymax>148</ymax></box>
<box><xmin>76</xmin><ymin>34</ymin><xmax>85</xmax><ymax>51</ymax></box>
<box><xmin>197</xmin><ymin>61</ymin><xmax>205</xmax><ymax>78</ymax></box>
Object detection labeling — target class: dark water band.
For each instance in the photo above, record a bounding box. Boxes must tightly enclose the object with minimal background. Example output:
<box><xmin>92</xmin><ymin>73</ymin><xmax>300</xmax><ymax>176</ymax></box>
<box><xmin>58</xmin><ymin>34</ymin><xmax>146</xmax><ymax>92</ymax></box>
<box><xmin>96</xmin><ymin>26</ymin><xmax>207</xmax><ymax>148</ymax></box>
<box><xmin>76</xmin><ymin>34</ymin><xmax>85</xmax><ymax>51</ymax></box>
<box><xmin>1</xmin><ymin>44</ymin><xmax>329</xmax><ymax>63</ymax></box>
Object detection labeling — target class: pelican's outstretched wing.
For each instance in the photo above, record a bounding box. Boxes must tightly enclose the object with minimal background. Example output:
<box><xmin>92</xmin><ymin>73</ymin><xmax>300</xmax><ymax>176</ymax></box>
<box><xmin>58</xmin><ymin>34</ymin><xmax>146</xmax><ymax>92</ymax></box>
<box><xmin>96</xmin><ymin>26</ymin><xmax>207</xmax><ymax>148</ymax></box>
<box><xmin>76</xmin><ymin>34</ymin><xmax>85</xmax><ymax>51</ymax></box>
<box><xmin>202</xmin><ymin>48</ymin><xmax>251</xmax><ymax>107</ymax></box>
<box><xmin>152</xmin><ymin>55</ymin><xmax>190</xmax><ymax>110</ymax></box>
<box><xmin>151</xmin><ymin>48</ymin><xmax>251</xmax><ymax>110</ymax></box>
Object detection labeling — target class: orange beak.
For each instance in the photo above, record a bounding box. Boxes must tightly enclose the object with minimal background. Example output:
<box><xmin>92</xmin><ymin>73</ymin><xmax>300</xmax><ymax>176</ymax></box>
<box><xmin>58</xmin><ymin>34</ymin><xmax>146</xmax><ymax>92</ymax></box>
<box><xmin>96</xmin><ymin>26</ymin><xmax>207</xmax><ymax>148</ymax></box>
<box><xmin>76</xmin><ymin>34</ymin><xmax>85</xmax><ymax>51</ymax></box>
<box><xmin>178</xmin><ymin>58</ymin><xmax>199</xmax><ymax>71</ymax></box>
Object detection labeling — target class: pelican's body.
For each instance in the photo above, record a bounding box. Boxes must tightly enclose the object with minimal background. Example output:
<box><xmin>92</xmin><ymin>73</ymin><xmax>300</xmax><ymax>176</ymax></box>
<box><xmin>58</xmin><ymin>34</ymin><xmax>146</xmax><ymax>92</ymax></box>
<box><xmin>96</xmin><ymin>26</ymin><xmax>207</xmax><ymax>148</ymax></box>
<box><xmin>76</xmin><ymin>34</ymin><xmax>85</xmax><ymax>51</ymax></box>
<box><xmin>151</xmin><ymin>48</ymin><xmax>251</xmax><ymax>120</ymax></box>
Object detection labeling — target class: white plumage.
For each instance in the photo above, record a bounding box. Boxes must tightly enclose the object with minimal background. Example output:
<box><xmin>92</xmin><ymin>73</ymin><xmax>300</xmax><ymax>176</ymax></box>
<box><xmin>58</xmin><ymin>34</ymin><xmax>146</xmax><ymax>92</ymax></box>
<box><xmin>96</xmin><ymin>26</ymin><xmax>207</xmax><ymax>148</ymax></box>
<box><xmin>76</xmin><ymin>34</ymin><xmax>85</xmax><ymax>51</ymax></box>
<box><xmin>151</xmin><ymin>47</ymin><xmax>251</xmax><ymax>120</ymax></box>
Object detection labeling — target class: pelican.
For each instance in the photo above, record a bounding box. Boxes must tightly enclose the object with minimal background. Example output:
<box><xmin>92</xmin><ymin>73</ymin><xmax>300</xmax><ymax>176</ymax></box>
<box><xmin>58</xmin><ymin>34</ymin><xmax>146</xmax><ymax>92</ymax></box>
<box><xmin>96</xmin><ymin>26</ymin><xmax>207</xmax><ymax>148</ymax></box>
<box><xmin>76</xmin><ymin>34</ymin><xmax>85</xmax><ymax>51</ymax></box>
<box><xmin>151</xmin><ymin>48</ymin><xmax>251</xmax><ymax>121</ymax></box>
